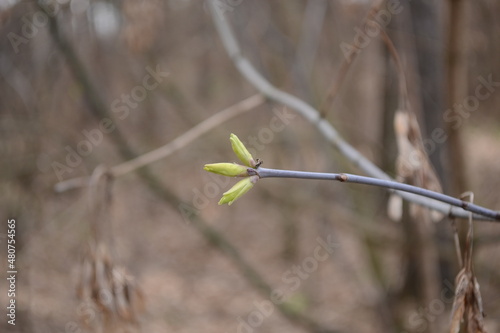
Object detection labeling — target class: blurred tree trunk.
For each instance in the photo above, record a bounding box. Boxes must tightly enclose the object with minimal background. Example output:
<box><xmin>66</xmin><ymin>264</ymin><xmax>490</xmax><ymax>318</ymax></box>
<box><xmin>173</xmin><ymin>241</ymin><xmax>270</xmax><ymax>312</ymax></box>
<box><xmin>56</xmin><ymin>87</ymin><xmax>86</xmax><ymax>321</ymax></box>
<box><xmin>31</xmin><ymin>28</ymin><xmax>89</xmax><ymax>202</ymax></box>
<box><xmin>408</xmin><ymin>1</ymin><xmax>448</xmax><ymax>190</ymax></box>
<box><xmin>408</xmin><ymin>0</ymin><xmax>457</xmax><ymax>305</ymax></box>
<box><xmin>383</xmin><ymin>2</ymin><xmax>454</xmax><ymax>332</ymax></box>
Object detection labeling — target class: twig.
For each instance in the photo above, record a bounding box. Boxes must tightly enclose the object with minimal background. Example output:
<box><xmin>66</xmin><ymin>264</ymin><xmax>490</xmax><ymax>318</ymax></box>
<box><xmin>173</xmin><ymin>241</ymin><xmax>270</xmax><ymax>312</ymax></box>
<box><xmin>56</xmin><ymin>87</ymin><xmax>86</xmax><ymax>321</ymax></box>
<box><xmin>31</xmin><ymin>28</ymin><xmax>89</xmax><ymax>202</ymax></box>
<box><xmin>255</xmin><ymin>168</ymin><xmax>500</xmax><ymax>222</ymax></box>
<box><xmin>445</xmin><ymin>0</ymin><xmax>468</xmax><ymax>196</ymax></box>
<box><xmin>377</xmin><ymin>26</ymin><xmax>409</xmax><ymax>110</ymax></box>
<box><xmin>461</xmin><ymin>192</ymin><xmax>475</xmax><ymax>270</ymax></box>
<box><xmin>112</xmin><ymin>94</ymin><xmax>263</xmax><ymax>177</ymax></box>
<box><xmin>43</xmin><ymin>6</ymin><xmax>338</xmax><ymax>333</ymax></box>
<box><xmin>319</xmin><ymin>0</ymin><xmax>385</xmax><ymax>117</ymax></box>
<box><xmin>207</xmin><ymin>0</ymin><xmax>498</xmax><ymax>221</ymax></box>
<box><xmin>54</xmin><ymin>94</ymin><xmax>264</xmax><ymax>192</ymax></box>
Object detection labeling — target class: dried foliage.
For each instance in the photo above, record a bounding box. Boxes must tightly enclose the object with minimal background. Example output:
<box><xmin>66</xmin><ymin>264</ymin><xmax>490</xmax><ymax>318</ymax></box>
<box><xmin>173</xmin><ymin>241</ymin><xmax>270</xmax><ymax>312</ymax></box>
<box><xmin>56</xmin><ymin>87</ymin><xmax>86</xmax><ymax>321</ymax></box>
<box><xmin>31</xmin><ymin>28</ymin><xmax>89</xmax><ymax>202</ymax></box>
<box><xmin>388</xmin><ymin>110</ymin><xmax>444</xmax><ymax>222</ymax></box>
<box><xmin>2</xmin><ymin>1</ymin><xmax>499</xmax><ymax>332</ymax></box>
<box><xmin>77</xmin><ymin>242</ymin><xmax>145</xmax><ymax>332</ymax></box>
<box><xmin>450</xmin><ymin>268</ymin><xmax>486</xmax><ymax>333</ymax></box>
<box><xmin>76</xmin><ymin>167</ymin><xmax>144</xmax><ymax>332</ymax></box>
<box><xmin>450</xmin><ymin>194</ymin><xmax>487</xmax><ymax>333</ymax></box>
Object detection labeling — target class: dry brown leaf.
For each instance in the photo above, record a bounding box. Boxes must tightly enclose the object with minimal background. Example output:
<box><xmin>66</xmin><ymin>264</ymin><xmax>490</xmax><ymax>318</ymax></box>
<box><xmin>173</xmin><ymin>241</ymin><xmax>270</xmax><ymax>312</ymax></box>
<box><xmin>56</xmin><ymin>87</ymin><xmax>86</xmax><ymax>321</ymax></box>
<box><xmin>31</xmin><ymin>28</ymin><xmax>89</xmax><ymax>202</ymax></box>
<box><xmin>387</xmin><ymin>194</ymin><xmax>403</xmax><ymax>221</ymax></box>
<box><xmin>449</xmin><ymin>269</ymin><xmax>487</xmax><ymax>333</ymax></box>
<box><xmin>449</xmin><ymin>268</ymin><xmax>468</xmax><ymax>333</ymax></box>
<box><xmin>467</xmin><ymin>275</ymin><xmax>486</xmax><ymax>333</ymax></box>
<box><xmin>449</xmin><ymin>194</ymin><xmax>487</xmax><ymax>333</ymax></box>
<box><xmin>389</xmin><ymin>110</ymin><xmax>444</xmax><ymax>222</ymax></box>
<box><xmin>77</xmin><ymin>243</ymin><xmax>145</xmax><ymax>330</ymax></box>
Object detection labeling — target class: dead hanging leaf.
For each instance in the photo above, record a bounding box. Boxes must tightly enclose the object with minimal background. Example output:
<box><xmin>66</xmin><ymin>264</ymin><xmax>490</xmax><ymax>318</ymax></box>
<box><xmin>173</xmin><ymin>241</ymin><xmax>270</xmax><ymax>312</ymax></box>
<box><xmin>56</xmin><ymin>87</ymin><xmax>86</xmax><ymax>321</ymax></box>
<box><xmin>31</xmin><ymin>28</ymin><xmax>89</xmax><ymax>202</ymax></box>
<box><xmin>76</xmin><ymin>167</ymin><xmax>145</xmax><ymax>332</ymax></box>
<box><xmin>388</xmin><ymin>110</ymin><xmax>444</xmax><ymax>222</ymax></box>
<box><xmin>449</xmin><ymin>266</ymin><xmax>487</xmax><ymax>333</ymax></box>
<box><xmin>387</xmin><ymin>194</ymin><xmax>403</xmax><ymax>221</ymax></box>
<box><xmin>468</xmin><ymin>277</ymin><xmax>486</xmax><ymax>332</ymax></box>
<box><xmin>112</xmin><ymin>266</ymin><xmax>145</xmax><ymax>323</ymax></box>
<box><xmin>450</xmin><ymin>268</ymin><xmax>467</xmax><ymax>333</ymax></box>
<box><xmin>77</xmin><ymin>242</ymin><xmax>145</xmax><ymax>330</ymax></box>
<box><xmin>449</xmin><ymin>193</ymin><xmax>487</xmax><ymax>333</ymax></box>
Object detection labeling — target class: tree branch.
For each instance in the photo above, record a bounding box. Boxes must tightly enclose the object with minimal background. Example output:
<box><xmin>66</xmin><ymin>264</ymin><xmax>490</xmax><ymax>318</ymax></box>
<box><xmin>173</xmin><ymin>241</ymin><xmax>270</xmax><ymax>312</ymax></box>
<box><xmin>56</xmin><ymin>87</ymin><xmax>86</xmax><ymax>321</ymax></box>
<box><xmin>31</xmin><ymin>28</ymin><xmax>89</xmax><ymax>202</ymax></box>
<box><xmin>54</xmin><ymin>94</ymin><xmax>264</xmax><ymax>192</ymax></box>
<box><xmin>207</xmin><ymin>0</ymin><xmax>497</xmax><ymax>222</ymax></box>
<box><xmin>255</xmin><ymin>167</ymin><xmax>500</xmax><ymax>221</ymax></box>
<box><xmin>43</xmin><ymin>5</ymin><xmax>338</xmax><ymax>332</ymax></box>
<box><xmin>319</xmin><ymin>0</ymin><xmax>385</xmax><ymax>117</ymax></box>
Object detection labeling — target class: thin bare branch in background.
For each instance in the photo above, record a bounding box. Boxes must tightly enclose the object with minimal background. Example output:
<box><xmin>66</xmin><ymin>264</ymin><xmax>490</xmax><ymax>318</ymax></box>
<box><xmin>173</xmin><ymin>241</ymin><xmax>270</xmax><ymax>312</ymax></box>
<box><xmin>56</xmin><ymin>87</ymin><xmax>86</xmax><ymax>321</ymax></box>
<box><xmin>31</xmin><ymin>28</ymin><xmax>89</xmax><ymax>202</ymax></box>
<box><xmin>54</xmin><ymin>94</ymin><xmax>264</xmax><ymax>193</ymax></box>
<box><xmin>77</xmin><ymin>166</ymin><xmax>144</xmax><ymax>331</ymax></box>
<box><xmin>319</xmin><ymin>0</ymin><xmax>385</xmax><ymax>117</ymax></box>
<box><xmin>445</xmin><ymin>0</ymin><xmax>468</xmax><ymax>197</ymax></box>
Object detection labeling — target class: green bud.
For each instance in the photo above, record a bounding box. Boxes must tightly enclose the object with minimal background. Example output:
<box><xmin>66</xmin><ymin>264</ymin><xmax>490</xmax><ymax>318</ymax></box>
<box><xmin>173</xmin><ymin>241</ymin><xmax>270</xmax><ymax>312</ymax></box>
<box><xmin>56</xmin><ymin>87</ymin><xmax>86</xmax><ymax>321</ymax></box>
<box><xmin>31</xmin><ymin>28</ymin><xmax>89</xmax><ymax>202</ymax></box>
<box><xmin>230</xmin><ymin>133</ymin><xmax>256</xmax><ymax>167</ymax></box>
<box><xmin>218</xmin><ymin>175</ymin><xmax>258</xmax><ymax>205</ymax></box>
<box><xmin>204</xmin><ymin>163</ymin><xmax>249</xmax><ymax>177</ymax></box>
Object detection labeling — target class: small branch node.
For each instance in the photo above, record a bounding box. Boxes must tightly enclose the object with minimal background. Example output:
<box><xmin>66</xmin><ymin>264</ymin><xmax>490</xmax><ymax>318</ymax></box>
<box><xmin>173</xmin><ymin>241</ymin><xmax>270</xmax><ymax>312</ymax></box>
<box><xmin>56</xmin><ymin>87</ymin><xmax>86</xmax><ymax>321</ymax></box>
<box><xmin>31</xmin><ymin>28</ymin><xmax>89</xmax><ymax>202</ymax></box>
<box><xmin>247</xmin><ymin>168</ymin><xmax>259</xmax><ymax>178</ymax></box>
<box><xmin>338</xmin><ymin>174</ymin><xmax>348</xmax><ymax>182</ymax></box>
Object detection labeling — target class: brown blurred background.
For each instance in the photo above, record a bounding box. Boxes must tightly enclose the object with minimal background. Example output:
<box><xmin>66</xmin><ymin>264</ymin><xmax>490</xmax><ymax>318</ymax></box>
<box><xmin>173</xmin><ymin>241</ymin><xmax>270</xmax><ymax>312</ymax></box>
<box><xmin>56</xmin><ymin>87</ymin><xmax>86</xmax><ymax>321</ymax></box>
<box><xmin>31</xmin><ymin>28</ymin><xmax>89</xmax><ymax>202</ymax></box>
<box><xmin>0</xmin><ymin>0</ymin><xmax>499</xmax><ymax>332</ymax></box>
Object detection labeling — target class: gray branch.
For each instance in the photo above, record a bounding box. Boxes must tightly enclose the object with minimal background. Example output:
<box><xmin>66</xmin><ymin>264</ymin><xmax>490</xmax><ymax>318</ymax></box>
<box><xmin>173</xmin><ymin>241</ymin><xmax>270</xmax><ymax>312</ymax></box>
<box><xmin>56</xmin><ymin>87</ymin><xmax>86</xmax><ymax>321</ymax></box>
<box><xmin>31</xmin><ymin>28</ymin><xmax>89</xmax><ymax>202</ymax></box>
<box><xmin>207</xmin><ymin>0</ymin><xmax>498</xmax><ymax>221</ymax></box>
<box><xmin>256</xmin><ymin>168</ymin><xmax>500</xmax><ymax>221</ymax></box>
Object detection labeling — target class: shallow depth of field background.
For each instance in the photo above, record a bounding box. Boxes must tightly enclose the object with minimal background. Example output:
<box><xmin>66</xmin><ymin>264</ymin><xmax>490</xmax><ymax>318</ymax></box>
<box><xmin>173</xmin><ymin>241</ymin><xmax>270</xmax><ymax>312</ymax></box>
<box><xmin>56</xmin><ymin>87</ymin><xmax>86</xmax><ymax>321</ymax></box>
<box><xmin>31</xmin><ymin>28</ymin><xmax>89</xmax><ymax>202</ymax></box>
<box><xmin>1</xmin><ymin>1</ymin><xmax>500</xmax><ymax>333</ymax></box>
